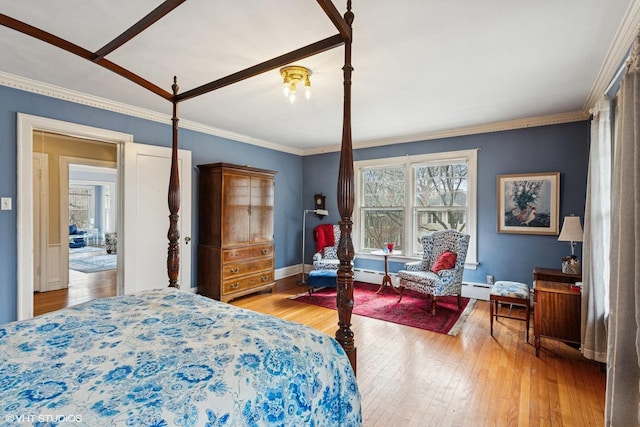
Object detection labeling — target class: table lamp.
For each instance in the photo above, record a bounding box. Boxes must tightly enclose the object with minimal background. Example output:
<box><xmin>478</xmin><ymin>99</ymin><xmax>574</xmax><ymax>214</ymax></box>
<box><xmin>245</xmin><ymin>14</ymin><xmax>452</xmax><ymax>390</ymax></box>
<box><xmin>558</xmin><ymin>215</ymin><xmax>583</xmax><ymax>274</ymax></box>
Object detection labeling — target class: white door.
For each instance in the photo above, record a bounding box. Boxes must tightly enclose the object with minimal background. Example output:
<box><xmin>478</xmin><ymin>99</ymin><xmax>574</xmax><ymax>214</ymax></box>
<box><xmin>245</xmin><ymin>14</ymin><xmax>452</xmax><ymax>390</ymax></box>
<box><xmin>122</xmin><ymin>143</ymin><xmax>192</xmax><ymax>293</ymax></box>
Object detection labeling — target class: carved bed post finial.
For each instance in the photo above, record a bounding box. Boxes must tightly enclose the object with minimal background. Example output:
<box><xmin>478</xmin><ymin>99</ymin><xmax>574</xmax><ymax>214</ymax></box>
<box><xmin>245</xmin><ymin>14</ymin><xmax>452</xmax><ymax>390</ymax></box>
<box><xmin>167</xmin><ymin>76</ymin><xmax>181</xmax><ymax>288</ymax></box>
<box><xmin>336</xmin><ymin>1</ymin><xmax>356</xmax><ymax>373</ymax></box>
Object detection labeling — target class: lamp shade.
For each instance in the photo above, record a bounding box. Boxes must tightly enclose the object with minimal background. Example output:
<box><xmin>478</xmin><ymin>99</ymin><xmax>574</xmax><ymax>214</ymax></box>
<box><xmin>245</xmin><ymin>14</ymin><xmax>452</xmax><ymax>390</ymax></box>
<box><xmin>558</xmin><ymin>216</ymin><xmax>583</xmax><ymax>242</ymax></box>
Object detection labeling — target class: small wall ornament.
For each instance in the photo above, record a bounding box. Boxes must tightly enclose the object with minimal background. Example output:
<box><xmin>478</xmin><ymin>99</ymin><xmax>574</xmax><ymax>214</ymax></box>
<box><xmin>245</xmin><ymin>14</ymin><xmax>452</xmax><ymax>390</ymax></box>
<box><xmin>314</xmin><ymin>193</ymin><xmax>326</xmax><ymax>217</ymax></box>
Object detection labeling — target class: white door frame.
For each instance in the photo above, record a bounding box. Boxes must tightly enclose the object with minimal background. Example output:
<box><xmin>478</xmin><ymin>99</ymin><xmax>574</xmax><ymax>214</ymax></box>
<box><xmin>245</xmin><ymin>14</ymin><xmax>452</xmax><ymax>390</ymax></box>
<box><xmin>60</xmin><ymin>156</ymin><xmax>117</xmax><ymax>291</ymax></box>
<box><xmin>17</xmin><ymin>113</ymin><xmax>133</xmax><ymax>320</ymax></box>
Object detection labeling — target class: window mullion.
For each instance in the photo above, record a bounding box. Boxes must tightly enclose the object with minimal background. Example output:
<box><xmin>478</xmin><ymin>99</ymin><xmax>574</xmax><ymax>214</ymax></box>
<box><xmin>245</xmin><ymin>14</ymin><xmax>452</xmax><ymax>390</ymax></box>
<box><xmin>407</xmin><ymin>161</ymin><xmax>414</xmax><ymax>256</ymax></box>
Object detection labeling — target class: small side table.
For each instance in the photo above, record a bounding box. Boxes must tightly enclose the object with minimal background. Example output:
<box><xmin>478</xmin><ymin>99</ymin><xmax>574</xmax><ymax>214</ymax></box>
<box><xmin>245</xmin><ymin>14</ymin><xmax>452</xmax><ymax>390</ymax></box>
<box><xmin>86</xmin><ymin>228</ymin><xmax>99</xmax><ymax>246</ymax></box>
<box><xmin>532</xmin><ymin>267</ymin><xmax>582</xmax><ymax>357</ymax></box>
<box><xmin>532</xmin><ymin>267</ymin><xmax>581</xmax><ymax>284</ymax></box>
<box><xmin>370</xmin><ymin>250</ymin><xmax>400</xmax><ymax>294</ymax></box>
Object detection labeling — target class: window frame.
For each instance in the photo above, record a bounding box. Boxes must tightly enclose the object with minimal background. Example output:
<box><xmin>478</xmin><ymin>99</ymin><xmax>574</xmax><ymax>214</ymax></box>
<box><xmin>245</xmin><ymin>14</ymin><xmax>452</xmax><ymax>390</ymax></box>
<box><xmin>353</xmin><ymin>149</ymin><xmax>478</xmax><ymax>270</ymax></box>
<box><xmin>68</xmin><ymin>184</ymin><xmax>96</xmax><ymax>230</ymax></box>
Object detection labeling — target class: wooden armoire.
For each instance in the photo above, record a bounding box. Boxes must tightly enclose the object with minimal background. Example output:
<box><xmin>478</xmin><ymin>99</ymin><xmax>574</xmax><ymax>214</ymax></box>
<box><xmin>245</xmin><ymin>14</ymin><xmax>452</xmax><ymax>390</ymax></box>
<box><xmin>197</xmin><ymin>163</ymin><xmax>276</xmax><ymax>302</ymax></box>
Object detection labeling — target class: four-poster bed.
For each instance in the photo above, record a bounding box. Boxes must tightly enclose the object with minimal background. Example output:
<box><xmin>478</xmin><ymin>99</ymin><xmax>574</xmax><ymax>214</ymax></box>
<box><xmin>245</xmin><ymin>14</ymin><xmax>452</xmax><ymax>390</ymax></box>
<box><xmin>0</xmin><ymin>1</ymin><xmax>359</xmax><ymax>424</ymax></box>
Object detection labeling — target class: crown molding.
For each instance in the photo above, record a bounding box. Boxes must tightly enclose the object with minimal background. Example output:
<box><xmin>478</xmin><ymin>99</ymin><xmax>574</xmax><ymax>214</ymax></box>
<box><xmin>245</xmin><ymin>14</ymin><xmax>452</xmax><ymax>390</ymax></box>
<box><xmin>0</xmin><ymin>71</ymin><xmax>303</xmax><ymax>156</ymax></box>
<box><xmin>302</xmin><ymin>110</ymin><xmax>590</xmax><ymax>156</ymax></box>
<box><xmin>0</xmin><ymin>71</ymin><xmax>170</xmax><ymax>124</ymax></box>
<box><xmin>179</xmin><ymin>119</ymin><xmax>303</xmax><ymax>156</ymax></box>
<box><xmin>583</xmin><ymin>0</ymin><xmax>640</xmax><ymax>110</ymax></box>
<box><xmin>0</xmin><ymin>71</ymin><xmax>592</xmax><ymax>158</ymax></box>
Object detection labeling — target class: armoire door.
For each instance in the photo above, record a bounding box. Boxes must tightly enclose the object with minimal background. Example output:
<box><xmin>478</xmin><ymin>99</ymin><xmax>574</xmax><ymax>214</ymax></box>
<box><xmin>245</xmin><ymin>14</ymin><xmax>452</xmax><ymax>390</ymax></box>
<box><xmin>222</xmin><ymin>172</ymin><xmax>251</xmax><ymax>245</ymax></box>
<box><xmin>250</xmin><ymin>175</ymin><xmax>274</xmax><ymax>243</ymax></box>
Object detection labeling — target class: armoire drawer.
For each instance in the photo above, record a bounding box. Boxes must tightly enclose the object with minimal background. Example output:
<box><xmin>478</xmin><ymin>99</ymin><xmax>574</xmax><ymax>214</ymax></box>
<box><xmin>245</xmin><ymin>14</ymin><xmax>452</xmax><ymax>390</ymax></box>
<box><xmin>223</xmin><ymin>258</ymin><xmax>274</xmax><ymax>280</ymax></box>
<box><xmin>222</xmin><ymin>244</ymin><xmax>273</xmax><ymax>263</ymax></box>
<box><xmin>222</xmin><ymin>271</ymin><xmax>274</xmax><ymax>295</ymax></box>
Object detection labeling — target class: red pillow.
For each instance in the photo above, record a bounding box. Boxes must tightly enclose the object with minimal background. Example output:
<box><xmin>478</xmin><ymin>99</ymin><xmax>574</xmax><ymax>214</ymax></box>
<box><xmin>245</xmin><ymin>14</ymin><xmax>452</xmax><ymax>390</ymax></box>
<box><xmin>431</xmin><ymin>251</ymin><xmax>457</xmax><ymax>273</ymax></box>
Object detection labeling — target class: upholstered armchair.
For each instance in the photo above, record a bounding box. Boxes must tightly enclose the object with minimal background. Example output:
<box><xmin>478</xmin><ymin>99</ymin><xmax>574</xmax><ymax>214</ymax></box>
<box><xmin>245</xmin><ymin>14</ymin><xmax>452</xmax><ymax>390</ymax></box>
<box><xmin>312</xmin><ymin>224</ymin><xmax>340</xmax><ymax>270</ymax></box>
<box><xmin>397</xmin><ymin>229</ymin><xmax>470</xmax><ymax>315</ymax></box>
<box><xmin>105</xmin><ymin>232</ymin><xmax>117</xmax><ymax>254</ymax></box>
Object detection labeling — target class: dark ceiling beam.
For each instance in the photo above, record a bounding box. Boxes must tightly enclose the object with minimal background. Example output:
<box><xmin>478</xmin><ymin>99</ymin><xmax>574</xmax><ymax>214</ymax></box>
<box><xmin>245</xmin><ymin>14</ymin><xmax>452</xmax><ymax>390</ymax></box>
<box><xmin>176</xmin><ymin>33</ymin><xmax>345</xmax><ymax>102</ymax></box>
<box><xmin>92</xmin><ymin>0</ymin><xmax>187</xmax><ymax>62</ymax></box>
<box><xmin>94</xmin><ymin>57</ymin><xmax>173</xmax><ymax>100</ymax></box>
<box><xmin>0</xmin><ymin>13</ymin><xmax>173</xmax><ymax>101</ymax></box>
<box><xmin>0</xmin><ymin>14</ymin><xmax>92</xmax><ymax>61</ymax></box>
<box><xmin>0</xmin><ymin>0</ymin><xmax>347</xmax><ymax>104</ymax></box>
<box><xmin>316</xmin><ymin>0</ymin><xmax>351</xmax><ymax>41</ymax></box>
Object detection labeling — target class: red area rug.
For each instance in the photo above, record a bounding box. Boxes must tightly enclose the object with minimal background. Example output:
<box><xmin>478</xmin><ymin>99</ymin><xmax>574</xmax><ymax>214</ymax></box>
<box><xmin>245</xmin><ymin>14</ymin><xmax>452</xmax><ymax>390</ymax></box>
<box><xmin>291</xmin><ymin>282</ymin><xmax>475</xmax><ymax>336</ymax></box>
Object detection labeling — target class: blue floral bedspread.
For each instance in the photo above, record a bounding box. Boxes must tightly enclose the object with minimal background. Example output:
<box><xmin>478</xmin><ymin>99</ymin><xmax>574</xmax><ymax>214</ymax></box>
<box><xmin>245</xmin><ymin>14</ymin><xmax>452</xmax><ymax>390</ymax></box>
<box><xmin>0</xmin><ymin>289</ymin><xmax>361</xmax><ymax>426</ymax></box>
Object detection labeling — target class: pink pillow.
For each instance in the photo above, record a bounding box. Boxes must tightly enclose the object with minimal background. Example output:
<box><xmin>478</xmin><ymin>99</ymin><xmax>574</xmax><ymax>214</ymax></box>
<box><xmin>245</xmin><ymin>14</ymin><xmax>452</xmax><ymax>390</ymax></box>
<box><xmin>431</xmin><ymin>251</ymin><xmax>457</xmax><ymax>273</ymax></box>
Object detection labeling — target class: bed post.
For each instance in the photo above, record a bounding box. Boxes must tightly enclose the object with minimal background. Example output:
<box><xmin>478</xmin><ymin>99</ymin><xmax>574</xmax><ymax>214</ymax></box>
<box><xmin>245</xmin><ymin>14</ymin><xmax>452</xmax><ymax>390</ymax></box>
<box><xmin>167</xmin><ymin>76</ymin><xmax>181</xmax><ymax>288</ymax></box>
<box><xmin>336</xmin><ymin>0</ymin><xmax>356</xmax><ymax>373</ymax></box>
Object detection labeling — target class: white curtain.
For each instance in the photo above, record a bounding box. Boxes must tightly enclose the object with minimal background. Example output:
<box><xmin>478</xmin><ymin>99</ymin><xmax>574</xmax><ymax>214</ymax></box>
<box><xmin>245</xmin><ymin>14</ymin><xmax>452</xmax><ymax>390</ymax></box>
<box><xmin>581</xmin><ymin>97</ymin><xmax>611</xmax><ymax>363</ymax></box>
<box><xmin>605</xmin><ymin>36</ymin><xmax>640</xmax><ymax>426</ymax></box>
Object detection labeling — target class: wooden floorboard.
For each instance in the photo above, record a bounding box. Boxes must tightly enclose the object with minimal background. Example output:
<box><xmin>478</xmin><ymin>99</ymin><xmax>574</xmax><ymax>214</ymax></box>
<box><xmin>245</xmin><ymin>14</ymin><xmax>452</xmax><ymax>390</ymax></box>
<box><xmin>33</xmin><ymin>274</ymin><xmax>605</xmax><ymax>426</ymax></box>
<box><xmin>232</xmin><ymin>276</ymin><xmax>605</xmax><ymax>427</ymax></box>
<box><xmin>33</xmin><ymin>269</ymin><xmax>117</xmax><ymax>316</ymax></box>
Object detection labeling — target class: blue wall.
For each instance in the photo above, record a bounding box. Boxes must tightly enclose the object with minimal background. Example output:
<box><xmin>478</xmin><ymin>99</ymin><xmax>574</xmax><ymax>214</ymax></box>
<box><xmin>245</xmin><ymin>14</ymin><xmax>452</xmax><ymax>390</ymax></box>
<box><xmin>302</xmin><ymin>122</ymin><xmax>590</xmax><ymax>286</ymax></box>
<box><xmin>0</xmin><ymin>84</ymin><xmax>590</xmax><ymax>323</ymax></box>
<box><xmin>0</xmin><ymin>85</ymin><xmax>302</xmax><ymax>323</ymax></box>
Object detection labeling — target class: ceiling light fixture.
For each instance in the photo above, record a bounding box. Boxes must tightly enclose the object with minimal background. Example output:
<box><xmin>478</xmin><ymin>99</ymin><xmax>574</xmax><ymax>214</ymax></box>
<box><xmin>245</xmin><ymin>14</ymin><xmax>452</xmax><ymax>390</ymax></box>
<box><xmin>280</xmin><ymin>65</ymin><xmax>311</xmax><ymax>104</ymax></box>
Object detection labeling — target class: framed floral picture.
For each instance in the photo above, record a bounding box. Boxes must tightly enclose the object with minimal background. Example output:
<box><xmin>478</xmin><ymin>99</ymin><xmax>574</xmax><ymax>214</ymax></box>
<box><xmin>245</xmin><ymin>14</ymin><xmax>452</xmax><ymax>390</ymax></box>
<box><xmin>497</xmin><ymin>172</ymin><xmax>560</xmax><ymax>235</ymax></box>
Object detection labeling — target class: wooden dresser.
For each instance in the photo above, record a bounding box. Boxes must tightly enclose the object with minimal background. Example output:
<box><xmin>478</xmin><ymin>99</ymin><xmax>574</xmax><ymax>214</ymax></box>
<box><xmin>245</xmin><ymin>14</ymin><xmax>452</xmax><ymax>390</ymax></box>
<box><xmin>197</xmin><ymin>163</ymin><xmax>276</xmax><ymax>302</ymax></box>
<box><xmin>532</xmin><ymin>267</ymin><xmax>582</xmax><ymax>357</ymax></box>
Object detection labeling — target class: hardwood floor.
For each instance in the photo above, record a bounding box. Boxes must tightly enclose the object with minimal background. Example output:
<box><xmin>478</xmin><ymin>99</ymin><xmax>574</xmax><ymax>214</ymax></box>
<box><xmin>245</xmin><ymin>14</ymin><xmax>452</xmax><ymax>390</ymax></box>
<box><xmin>232</xmin><ymin>276</ymin><xmax>606</xmax><ymax>427</ymax></box>
<box><xmin>33</xmin><ymin>269</ymin><xmax>117</xmax><ymax>316</ymax></box>
<box><xmin>33</xmin><ymin>274</ymin><xmax>605</xmax><ymax>426</ymax></box>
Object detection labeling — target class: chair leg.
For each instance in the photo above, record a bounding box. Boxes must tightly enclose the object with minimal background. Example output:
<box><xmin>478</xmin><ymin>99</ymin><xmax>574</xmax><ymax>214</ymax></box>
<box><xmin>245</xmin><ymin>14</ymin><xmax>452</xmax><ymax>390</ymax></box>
<box><xmin>525</xmin><ymin>302</ymin><xmax>530</xmax><ymax>343</ymax></box>
<box><xmin>457</xmin><ymin>294</ymin><xmax>462</xmax><ymax>309</ymax></box>
<box><xmin>397</xmin><ymin>287</ymin><xmax>404</xmax><ymax>303</ymax></box>
<box><xmin>489</xmin><ymin>301</ymin><xmax>493</xmax><ymax>336</ymax></box>
<box><xmin>491</xmin><ymin>296</ymin><xmax>530</xmax><ymax>342</ymax></box>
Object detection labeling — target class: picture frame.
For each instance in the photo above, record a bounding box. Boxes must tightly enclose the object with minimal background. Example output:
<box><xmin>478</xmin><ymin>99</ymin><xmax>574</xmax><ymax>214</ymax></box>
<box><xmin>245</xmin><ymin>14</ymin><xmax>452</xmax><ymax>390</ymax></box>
<box><xmin>497</xmin><ymin>172</ymin><xmax>560</xmax><ymax>235</ymax></box>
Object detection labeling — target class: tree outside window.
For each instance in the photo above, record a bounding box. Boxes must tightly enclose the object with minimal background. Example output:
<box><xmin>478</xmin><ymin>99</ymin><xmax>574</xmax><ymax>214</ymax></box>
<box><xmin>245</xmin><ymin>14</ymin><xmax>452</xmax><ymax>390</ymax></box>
<box><xmin>413</xmin><ymin>163</ymin><xmax>467</xmax><ymax>252</ymax></box>
<box><xmin>360</xmin><ymin>167</ymin><xmax>404</xmax><ymax>251</ymax></box>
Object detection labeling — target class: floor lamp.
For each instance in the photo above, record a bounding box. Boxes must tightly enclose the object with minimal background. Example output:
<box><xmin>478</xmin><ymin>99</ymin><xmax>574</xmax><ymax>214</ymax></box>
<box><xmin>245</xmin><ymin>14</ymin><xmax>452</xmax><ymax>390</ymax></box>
<box><xmin>298</xmin><ymin>208</ymin><xmax>329</xmax><ymax>286</ymax></box>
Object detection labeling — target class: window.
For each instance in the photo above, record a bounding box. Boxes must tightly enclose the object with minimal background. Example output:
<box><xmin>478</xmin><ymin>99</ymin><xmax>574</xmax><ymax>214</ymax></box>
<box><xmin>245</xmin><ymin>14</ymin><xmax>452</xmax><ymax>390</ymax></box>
<box><xmin>68</xmin><ymin>185</ymin><xmax>95</xmax><ymax>229</ymax></box>
<box><xmin>361</xmin><ymin>167</ymin><xmax>405</xmax><ymax>251</ymax></box>
<box><xmin>354</xmin><ymin>149</ymin><xmax>477</xmax><ymax>268</ymax></box>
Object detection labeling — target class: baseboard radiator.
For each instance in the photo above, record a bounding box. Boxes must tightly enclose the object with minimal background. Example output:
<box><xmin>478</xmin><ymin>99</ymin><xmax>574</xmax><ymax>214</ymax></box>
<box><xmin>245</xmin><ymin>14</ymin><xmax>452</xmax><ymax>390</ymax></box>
<box><xmin>353</xmin><ymin>268</ymin><xmax>491</xmax><ymax>301</ymax></box>
<box><xmin>353</xmin><ymin>268</ymin><xmax>395</xmax><ymax>286</ymax></box>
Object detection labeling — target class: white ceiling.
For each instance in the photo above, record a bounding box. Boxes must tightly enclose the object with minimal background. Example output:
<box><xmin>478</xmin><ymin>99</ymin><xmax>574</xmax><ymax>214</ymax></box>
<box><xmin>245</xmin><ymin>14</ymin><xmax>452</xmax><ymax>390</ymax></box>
<box><xmin>0</xmin><ymin>1</ymin><xmax>638</xmax><ymax>154</ymax></box>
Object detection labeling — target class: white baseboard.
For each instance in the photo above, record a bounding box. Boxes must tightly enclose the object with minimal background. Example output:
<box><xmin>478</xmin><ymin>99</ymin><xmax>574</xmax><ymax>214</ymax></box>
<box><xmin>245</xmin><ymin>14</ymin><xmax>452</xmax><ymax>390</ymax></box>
<box><xmin>276</xmin><ymin>264</ymin><xmax>304</xmax><ymax>280</ymax></box>
<box><xmin>277</xmin><ymin>266</ymin><xmax>490</xmax><ymax>301</ymax></box>
<box><xmin>356</xmin><ymin>268</ymin><xmax>491</xmax><ymax>301</ymax></box>
<box><xmin>277</xmin><ymin>266</ymin><xmax>395</xmax><ymax>286</ymax></box>
<box><xmin>461</xmin><ymin>281</ymin><xmax>491</xmax><ymax>301</ymax></box>
<box><xmin>353</xmin><ymin>268</ymin><xmax>397</xmax><ymax>285</ymax></box>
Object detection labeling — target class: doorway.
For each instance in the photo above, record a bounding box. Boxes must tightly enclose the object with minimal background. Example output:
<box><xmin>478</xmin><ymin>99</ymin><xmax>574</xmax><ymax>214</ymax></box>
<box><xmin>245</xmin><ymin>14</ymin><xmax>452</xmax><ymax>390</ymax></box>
<box><xmin>18</xmin><ymin>114</ymin><xmax>132</xmax><ymax>320</ymax></box>
<box><xmin>18</xmin><ymin>113</ymin><xmax>193</xmax><ymax>321</ymax></box>
<box><xmin>32</xmin><ymin>133</ymin><xmax>119</xmax><ymax>315</ymax></box>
